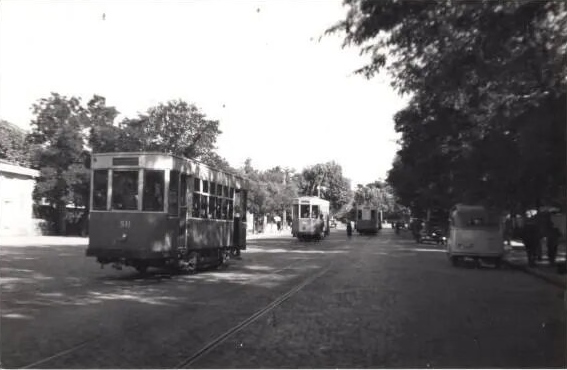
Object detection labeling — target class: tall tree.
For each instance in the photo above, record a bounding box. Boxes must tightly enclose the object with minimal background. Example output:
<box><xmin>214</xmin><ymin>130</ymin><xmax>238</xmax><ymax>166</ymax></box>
<box><xmin>330</xmin><ymin>0</ymin><xmax>566</xmax><ymax>212</ymax></box>
<box><xmin>27</xmin><ymin>93</ymin><xmax>89</xmax><ymax>234</ymax></box>
<box><xmin>116</xmin><ymin>100</ymin><xmax>222</xmax><ymax>160</ymax></box>
<box><xmin>298</xmin><ymin>161</ymin><xmax>352</xmax><ymax>213</ymax></box>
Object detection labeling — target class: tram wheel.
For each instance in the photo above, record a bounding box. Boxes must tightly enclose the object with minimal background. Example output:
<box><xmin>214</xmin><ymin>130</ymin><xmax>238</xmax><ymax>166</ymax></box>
<box><xmin>450</xmin><ymin>256</ymin><xmax>459</xmax><ymax>267</ymax></box>
<box><xmin>134</xmin><ymin>263</ymin><xmax>148</xmax><ymax>274</ymax></box>
<box><xmin>179</xmin><ymin>252</ymin><xmax>198</xmax><ymax>274</ymax></box>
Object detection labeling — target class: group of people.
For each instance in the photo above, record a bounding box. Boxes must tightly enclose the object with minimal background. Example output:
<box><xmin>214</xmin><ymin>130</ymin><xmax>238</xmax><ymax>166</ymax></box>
<box><xmin>521</xmin><ymin>217</ymin><xmax>561</xmax><ymax>268</ymax></box>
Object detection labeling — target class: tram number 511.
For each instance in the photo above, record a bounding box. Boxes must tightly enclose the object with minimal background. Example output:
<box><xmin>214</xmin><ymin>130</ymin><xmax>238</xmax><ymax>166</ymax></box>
<box><xmin>120</xmin><ymin>220</ymin><xmax>131</xmax><ymax>229</ymax></box>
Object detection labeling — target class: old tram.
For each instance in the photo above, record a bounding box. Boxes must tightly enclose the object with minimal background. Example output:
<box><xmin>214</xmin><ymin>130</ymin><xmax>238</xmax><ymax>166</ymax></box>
<box><xmin>355</xmin><ymin>204</ymin><xmax>382</xmax><ymax>234</ymax></box>
<box><xmin>291</xmin><ymin>196</ymin><xmax>330</xmax><ymax>241</ymax></box>
<box><xmin>86</xmin><ymin>152</ymin><xmax>249</xmax><ymax>273</ymax></box>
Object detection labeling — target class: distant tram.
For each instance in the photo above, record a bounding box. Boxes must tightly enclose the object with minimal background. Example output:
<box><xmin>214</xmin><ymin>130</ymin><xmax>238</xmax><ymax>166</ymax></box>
<box><xmin>86</xmin><ymin>152</ymin><xmax>249</xmax><ymax>273</ymax></box>
<box><xmin>291</xmin><ymin>196</ymin><xmax>330</xmax><ymax>240</ymax></box>
<box><xmin>355</xmin><ymin>204</ymin><xmax>382</xmax><ymax>234</ymax></box>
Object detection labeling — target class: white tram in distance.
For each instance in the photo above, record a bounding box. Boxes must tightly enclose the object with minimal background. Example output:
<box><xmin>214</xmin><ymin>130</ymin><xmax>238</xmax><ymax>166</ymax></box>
<box><xmin>86</xmin><ymin>152</ymin><xmax>249</xmax><ymax>273</ymax></box>
<box><xmin>291</xmin><ymin>196</ymin><xmax>330</xmax><ymax>240</ymax></box>
<box><xmin>355</xmin><ymin>204</ymin><xmax>382</xmax><ymax>234</ymax></box>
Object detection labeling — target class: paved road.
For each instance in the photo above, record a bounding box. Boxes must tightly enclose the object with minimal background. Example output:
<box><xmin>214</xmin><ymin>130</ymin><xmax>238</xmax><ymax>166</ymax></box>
<box><xmin>1</xmin><ymin>229</ymin><xmax>565</xmax><ymax>368</ymax></box>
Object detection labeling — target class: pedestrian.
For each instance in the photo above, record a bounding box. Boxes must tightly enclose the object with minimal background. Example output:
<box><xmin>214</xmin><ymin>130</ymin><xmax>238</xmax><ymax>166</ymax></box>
<box><xmin>346</xmin><ymin>220</ymin><xmax>352</xmax><ymax>237</ymax></box>
<box><xmin>546</xmin><ymin>226</ymin><xmax>560</xmax><ymax>265</ymax></box>
<box><xmin>522</xmin><ymin>220</ymin><xmax>540</xmax><ymax>267</ymax></box>
<box><xmin>504</xmin><ymin>216</ymin><xmax>513</xmax><ymax>246</ymax></box>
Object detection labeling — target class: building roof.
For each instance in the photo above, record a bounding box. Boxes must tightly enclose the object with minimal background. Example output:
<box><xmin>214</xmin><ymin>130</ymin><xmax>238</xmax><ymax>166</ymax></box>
<box><xmin>0</xmin><ymin>161</ymin><xmax>39</xmax><ymax>178</ymax></box>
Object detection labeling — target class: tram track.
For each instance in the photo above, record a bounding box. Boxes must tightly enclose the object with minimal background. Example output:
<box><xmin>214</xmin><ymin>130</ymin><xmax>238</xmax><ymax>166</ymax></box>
<box><xmin>174</xmin><ymin>261</ymin><xmax>333</xmax><ymax>369</ymax></box>
<box><xmin>12</xmin><ymin>248</ymin><xmax>335</xmax><ymax>369</ymax></box>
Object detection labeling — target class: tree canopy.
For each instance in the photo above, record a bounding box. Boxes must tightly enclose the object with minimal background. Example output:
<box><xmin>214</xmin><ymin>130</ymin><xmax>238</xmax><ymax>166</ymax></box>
<box><xmin>330</xmin><ymin>0</ymin><xmax>566</xmax><ymax>214</ymax></box>
<box><xmin>296</xmin><ymin>161</ymin><xmax>352</xmax><ymax>213</ymax></box>
<box><xmin>23</xmin><ymin>93</ymin><xmax>229</xmax><ymax>234</ymax></box>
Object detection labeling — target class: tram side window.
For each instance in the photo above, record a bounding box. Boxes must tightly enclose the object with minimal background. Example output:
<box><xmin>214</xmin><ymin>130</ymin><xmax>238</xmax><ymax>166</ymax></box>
<box><xmin>221</xmin><ymin>199</ymin><xmax>227</xmax><ymax>219</ymax></box>
<box><xmin>209</xmin><ymin>196</ymin><xmax>216</xmax><ymax>219</ymax></box>
<box><xmin>192</xmin><ymin>192</ymin><xmax>200</xmax><ymax>217</ymax></box>
<box><xmin>300</xmin><ymin>205</ymin><xmax>310</xmax><ymax>218</ymax></box>
<box><xmin>112</xmin><ymin>171</ymin><xmax>139</xmax><ymax>210</ymax></box>
<box><xmin>168</xmin><ymin>170</ymin><xmax>179</xmax><ymax>216</ymax></box>
<box><xmin>312</xmin><ymin>205</ymin><xmax>319</xmax><ymax>219</ymax></box>
<box><xmin>203</xmin><ymin>180</ymin><xmax>209</xmax><ymax>193</ymax></box>
<box><xmin>92</xmin><ymin>170</ymin><xmax>108</xmax><ymax>210</ymax></box>
<box><xmin>242</xmin><ymin>190</ymin><xmax>247</xmax><ymax>214</ymax></box>
<box><xmin>215</xmin><ymin>198</ymin><xmax>222</xmax><ymax>219</ymax></box>
<box><xmin>200</xmin><ymin>194</ymin><xmax>208</xmax><ymax>219</ymax></box>
<box><xmin>371</xmin><ymin>210</ymin><xmax>377</xmax><ymax>220</ymax></box>
<box><xmin>180</xmin><ymin>174</ymin><xmax>188</xmax><ymax>207</ymax></box>
<box><xmin>143</xmin><ymin>170</ymin><xmax>165</xmax><ymax>212</ymax></box>
<box><xmin>194</xmin><ymin>178</ymin><xmax>200</xmax><ymax>192</ymax></box>
<box><xmin>223</xmin><ymin>186</ymin><xmax>228</xmax><ymax>198</ymax></box>
<box><xmin>228</xmin><ymin>200</ymin><xmax>234</xmax><ymax>219</ymax></box>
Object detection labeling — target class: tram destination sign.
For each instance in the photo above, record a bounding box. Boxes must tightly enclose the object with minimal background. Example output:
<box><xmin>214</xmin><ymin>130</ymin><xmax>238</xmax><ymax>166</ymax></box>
<box><xmin>112</xmin><ymin>157</ymin><xmax>139</xmax><ymax>166</ymax></box>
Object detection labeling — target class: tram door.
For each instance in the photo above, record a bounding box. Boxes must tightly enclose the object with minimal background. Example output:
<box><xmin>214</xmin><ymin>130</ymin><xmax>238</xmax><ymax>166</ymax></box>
<box><xmin>178</xmin><ymin>173</ymin><xmax>189</xmax><ymax>249</ymax></box>
<box><xmin>233</xmin><ymin>189</ymin><xmax>247</xmax><ymax>247</ymax></box>
<box><xmin>168</xmin><ymin>170</ymin><xmax>180</xmax><ymax>250</ymax></box>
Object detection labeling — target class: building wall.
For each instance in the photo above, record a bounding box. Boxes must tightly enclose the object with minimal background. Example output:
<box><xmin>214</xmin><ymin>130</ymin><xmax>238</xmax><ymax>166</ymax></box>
<box><xmin>0</xmin><ymin>171</ymin><xmax>38</xmax><ymax>236</ymax></box>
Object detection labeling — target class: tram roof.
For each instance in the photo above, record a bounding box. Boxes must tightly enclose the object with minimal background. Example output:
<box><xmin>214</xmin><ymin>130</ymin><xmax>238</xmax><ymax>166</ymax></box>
<box><xmin>92</xmin><ymin>151</ymin><xmax>249</xmax><ymax>186</ymax></box>
<box><xmin>292</xmin><ymin>196</ymin><xmax>330</xmax><ymax>205</ymax></box>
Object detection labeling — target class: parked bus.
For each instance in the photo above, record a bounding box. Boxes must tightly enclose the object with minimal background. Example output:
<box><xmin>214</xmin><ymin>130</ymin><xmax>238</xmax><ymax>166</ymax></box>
<box><xmin>86</xmin><ymin>152</ymin><xmax>249</xmax><ymax>273</ymax></box>
<box><xmin>355</xmin><ymin>204</ymin><xmax>382</xmax><ymax>234</ymax></box>
<box><xmin>291</xmin><ymin>196</ymin><xmax>330</xmax><ymax>240</ymax></box>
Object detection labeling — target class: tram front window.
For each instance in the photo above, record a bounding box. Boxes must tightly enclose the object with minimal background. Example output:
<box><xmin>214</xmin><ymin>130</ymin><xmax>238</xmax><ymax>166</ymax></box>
<box><xmin>292</xmin><ymin>204</ymin><xmax>299</xmax><ymax>219</ymax></box>
<box><xmin>300</xmin><ymin>205</ymin><xmax>310</xmax><ymax>218</ymax></box>
<box><xmin>143</xmin><ymin>170</ymin><xmax>165</xmax><ymax>212</ymax></box>
<box><xmin>112</xmin><ymin>171</ymin><xmax>138</xmax><ymax>210</ymax></box>
<box><xmin>312</xmin><ymin>205</ymin><xmax>320</xmax><ymax>219</ymax></box>
<box><xmin>92</xmin><ymin>170</ymin><xmax>108</xmax><ymax>210</ymax></box>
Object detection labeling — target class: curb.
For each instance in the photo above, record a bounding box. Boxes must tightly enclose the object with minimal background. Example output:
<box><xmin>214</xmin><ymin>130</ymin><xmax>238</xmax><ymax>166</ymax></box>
<box><xmin>503</xmin><ymin>259</ymin><xmax>567</xmax><ymax>289</ymax></box>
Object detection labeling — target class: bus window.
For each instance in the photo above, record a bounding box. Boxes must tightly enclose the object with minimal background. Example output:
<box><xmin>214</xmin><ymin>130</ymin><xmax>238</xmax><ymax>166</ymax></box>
<box><xmin>371</xmin><ymin>210</ymin><xmax>376</xmax><ymax>220</ymax></box>
<box><xmin>112</xmin><ymin>171</ymin><xmax>139</xmax><ymax>210</ymax></box>
<box><xmin>92</xmin><ymin>170</ymin><xmax>108</xmax><ymax>210</ymax></box>
<box><xmin>311</xmin><ymin>205</ymin><xmax>320</xmax><ymax>219</ymax></box>
<box><xmin>292</xmin><ymin>204</ymin><xmax>299</xmax><ymax>219</ymax></box>
<box><xmin>300</xmin><ymin>205</ymin><xmax>310</xmax><ymax>218</ymax></box>
<box><xmin>143</xmin><ymin>170</ymin><xmax>165</xmax><ymax>212</ymax></box>
<box><xmin>168</xmin><ymin>170</ymin><xmax>179</xmax><ymax>216</ymax></box>
<box><xmin>192</xmin><ymin>192</ymin><xmax>200</xmax><ymax>217</ymax></box>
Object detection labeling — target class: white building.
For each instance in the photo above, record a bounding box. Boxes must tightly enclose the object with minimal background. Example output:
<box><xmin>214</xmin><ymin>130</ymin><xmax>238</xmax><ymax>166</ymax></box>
<box><xmin>0</xmin><ymin>160</ymin><xmax>40</xmax><ymax>236</ymax></box>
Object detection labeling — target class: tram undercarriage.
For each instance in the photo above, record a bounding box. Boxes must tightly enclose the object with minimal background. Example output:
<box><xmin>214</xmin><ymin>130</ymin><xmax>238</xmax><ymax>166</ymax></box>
<box><xmin>94</xmin><ymin>246</ymin><xmax>242</xmax><ymax>274</ymax></box>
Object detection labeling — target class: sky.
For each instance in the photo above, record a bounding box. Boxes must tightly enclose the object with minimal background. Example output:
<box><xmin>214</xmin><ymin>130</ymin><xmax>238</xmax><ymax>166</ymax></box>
<box><xmin>0</xmin><ymin>0</ymin><xmax>408</xmax><ymax>186</ymax></box>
